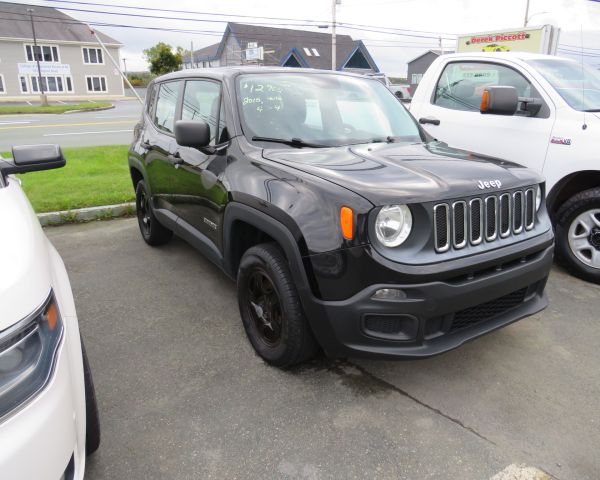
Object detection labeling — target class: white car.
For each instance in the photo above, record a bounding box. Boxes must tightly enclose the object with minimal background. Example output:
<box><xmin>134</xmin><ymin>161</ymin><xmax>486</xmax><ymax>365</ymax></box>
<box><xmin>0</xmin><ymin>145</ymin><xmax>100</xmax><ymax>479</ymax></box>
<box><xmin>410</xmin><ymin>52</ymin><xmax>600</xmax><ymax>283</ymax></box>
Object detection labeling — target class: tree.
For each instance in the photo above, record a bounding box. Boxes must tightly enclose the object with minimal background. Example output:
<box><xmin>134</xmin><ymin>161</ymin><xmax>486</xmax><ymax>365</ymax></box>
<box><xmin>143</xmin><ymin>42</ymin><xmax>183</xmax><ymax>75</ymax></box>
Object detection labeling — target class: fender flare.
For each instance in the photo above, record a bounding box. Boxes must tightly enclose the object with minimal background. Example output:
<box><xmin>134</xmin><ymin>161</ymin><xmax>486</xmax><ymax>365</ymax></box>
<box><xmin>222</xmin><ymin>202</ymin><xmax>339</xmax><ymax>353</ymax></box>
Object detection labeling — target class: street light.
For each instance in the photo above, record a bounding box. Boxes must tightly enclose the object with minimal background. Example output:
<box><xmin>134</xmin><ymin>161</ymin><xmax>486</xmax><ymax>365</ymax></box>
<box><xmin>27</xmin><ymin>8</ymin><xmax>48</xmax><ymax>106</ymax></box>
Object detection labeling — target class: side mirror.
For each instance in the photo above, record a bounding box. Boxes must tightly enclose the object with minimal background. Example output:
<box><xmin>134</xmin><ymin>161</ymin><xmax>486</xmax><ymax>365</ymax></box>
<box><xmin>175</xmin><ymin>120</ymin><xmax>211</xmax><ymax>149</ymax></box>
<box><xmin>480</xmin><ymin>86</ymin><xmax>518</xmax><ymax>115</ymax></box>
<box><xmin>0</xmin><ymin>144</ymin><xmax>65</xmax><ymax>175</ymax></box>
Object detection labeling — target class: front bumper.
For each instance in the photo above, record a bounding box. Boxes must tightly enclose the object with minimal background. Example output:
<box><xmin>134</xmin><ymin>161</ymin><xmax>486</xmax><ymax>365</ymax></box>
<box><xmin>0</xmin><ymin>323</ymin><xmax>85</xmax><ymax>480</ymax></box>
<box><xmin>304</xmin><ymin>241</ymin><xmax>553</xmax><ymax>359</ymax></box>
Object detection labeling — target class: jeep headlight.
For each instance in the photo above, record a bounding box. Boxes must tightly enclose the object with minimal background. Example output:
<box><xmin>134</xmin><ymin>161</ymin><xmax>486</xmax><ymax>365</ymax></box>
<box><xmin>0</xmin><ymin>293</ymin><xmax>63</xmax><ymax>420</ymax></box>
<box><xmin>375</xmin><ymin>205</ymin><xmax>413</xmax><ymax>247</ymax></box>
<box><xmin>536</xmin><ymin>185</ymin><xmax>542</xmax><ymax>212</ymax></box>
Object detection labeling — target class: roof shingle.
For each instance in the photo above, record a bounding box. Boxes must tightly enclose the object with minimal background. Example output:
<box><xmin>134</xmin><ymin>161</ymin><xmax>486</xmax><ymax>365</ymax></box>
<box><xmin>0</xmin><ymin>2</ymin><xmax>121</xmax><ymax>45</ymax></box>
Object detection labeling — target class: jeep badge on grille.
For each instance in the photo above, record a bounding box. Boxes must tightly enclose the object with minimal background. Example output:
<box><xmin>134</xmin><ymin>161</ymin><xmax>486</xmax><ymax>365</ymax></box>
<box><xmin>477</xmin><ymin>179</ymin><xmax>502</xmax><ymax>189</ymax></box>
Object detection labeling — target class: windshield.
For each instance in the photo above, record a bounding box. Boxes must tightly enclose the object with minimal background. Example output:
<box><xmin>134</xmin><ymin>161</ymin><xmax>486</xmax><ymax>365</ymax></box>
<box><xmin>528</xmin><ymin>58</ymin><xmax>600</xmax><ymax>111</ymax></box>
<box><xmin>236</xmin><ymin>73</ymin><xmax>422</xmax><ymax>147</ymax></box>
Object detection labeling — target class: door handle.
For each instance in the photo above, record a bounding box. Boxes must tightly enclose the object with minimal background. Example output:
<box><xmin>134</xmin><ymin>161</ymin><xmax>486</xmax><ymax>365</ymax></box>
<box><xmin>167</xmin><ymin>152</ymin><xmax>184</xmax><ymax>166</ymax></box>
<box><xmin>140</xmin><ymin>140</ymin><xmax>151</xmax><ymax>150</ymax></box>
<box><xmin>419</xmin><ymin>117</ymin><xmax>441</xmax><ymax>126</ymax></box>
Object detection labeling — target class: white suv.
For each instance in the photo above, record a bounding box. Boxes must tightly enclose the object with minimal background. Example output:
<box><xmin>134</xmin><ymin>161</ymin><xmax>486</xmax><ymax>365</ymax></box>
<box><xmin>0</xmin><ymin>145</ymin><xmax>99</xmax><ymax>479</ymax></box>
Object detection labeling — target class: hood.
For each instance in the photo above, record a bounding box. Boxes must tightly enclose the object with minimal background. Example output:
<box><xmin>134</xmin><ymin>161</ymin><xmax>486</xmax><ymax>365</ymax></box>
<box><xmin>262</xmin><ymin>141</ymin><xmax>543</xmax><ymax>206</ymax></box>
<box><xmin>0</xmin><ymin>180</ymin><xmax>52</xmax><ymax>330</ymax></box>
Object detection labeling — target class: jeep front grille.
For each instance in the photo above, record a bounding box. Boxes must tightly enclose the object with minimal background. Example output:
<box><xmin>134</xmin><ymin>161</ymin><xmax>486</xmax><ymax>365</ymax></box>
<box><xmin>433</xmin><ymin>188</ymin><xmax>537</xmax><ymax>253</ymax></box>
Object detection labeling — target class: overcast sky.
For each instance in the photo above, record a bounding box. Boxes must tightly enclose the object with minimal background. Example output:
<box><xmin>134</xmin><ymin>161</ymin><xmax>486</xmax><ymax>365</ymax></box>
<box><xmin>7</xmin><ymin>0</ymin><xmax>600</xmax><ymax>74</ymax></box>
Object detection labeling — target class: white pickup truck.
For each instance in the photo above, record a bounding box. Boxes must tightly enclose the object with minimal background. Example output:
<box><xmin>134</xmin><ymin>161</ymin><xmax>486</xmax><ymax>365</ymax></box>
<box><xmin>410</xmin><ymin>51</ymin><xmax>600</xmax><ymax>283</ymax></box>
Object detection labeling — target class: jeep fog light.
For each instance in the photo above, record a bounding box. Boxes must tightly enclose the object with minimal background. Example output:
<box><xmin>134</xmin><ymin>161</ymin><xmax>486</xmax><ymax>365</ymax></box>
<box><xmin>535</xmin><ymin>186</ymin><xmax>542</xmax><ymax>212</ymax></box>
<box><xmin>375</xmin><ymin>205</ymin><xmax>412</xmax><ymax>247</ymax></box>
<box><xmin>372</xmin><ymin>288</ymin><xmax>407</xmax><ymax>301</ymax></box>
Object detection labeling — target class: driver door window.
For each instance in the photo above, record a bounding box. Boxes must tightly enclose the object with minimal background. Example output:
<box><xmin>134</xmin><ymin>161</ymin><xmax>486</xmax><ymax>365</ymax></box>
<box><xmin>182</xmin><ymin>80</ymin><xmax>222</xmax><ymax>145</ymax></box>
<box><xmin>434</xmin><ymin>62</ymin><xmax>534</xmax><ymax>112</ymax></box>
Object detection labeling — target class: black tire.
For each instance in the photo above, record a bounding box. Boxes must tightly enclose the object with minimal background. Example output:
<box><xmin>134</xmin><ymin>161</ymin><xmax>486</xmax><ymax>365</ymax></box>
<box><xmin>555</xmin><ymin>187</ymin><xmax>600</xmax><ymax>284</ymax></box>
<box><xmin>81</xmin><ymin>337</ymin><xmax>101</xmax><ymax>456</ymax></box>
<box><xmin>135</xmin><ymin>180</ymin><xmax>173</xmax><ymax>246</ymax></box>
<box><xmin>237</xmin><ymin>243</ymin><xmax>318</xmax><ymax>367</ymax></box>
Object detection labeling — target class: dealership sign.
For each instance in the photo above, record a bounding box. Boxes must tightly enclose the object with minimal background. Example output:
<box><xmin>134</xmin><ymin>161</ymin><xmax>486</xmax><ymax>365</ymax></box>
<box><xmin>457</xmin><ymin>25</ymin><xmax>560</xmax><ymax>54</ymax></box>
<box><xmin>18</xmin><ymin>63</ymin><xmax>72</xmax><ymax>75</ymax></box>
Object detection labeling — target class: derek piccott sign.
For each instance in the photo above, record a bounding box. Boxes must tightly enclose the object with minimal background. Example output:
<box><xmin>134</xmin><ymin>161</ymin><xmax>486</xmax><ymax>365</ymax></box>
<box><xmin>456</xmin><ymin>25</ymin><xmax>560</xmax><ymax>54</ymax></box>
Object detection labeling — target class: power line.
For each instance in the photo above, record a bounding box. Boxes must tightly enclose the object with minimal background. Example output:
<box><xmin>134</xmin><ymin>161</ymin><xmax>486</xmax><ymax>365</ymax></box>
<box><xmin>1</xmin><ymin>8</ymin><xmax>451</xmax><ymax>48</ymax></box>
<box><xmin>42</xmin><ymin>0</ymin><xmax>458</xmax><ymax>37</ymax></box>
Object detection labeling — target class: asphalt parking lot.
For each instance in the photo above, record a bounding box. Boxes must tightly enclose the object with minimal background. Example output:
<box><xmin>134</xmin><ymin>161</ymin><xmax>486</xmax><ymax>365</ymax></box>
<box><xmin>46</xmin><ymin>218</ymin><xmax>600</xmax><ymax>480</ymax></box>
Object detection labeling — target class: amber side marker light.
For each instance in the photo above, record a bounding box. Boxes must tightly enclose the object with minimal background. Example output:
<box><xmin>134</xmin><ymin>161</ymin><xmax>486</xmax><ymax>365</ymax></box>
<box><xmin>340</xmin><ymin>206</ymin><xmax>354</xmax><ymax>240</ymax></box>
<box><xmin>44</xmin><ymin>301</ymin><xmax>59</xmax><ymax>330</ymax></box>
<box><xmin>480</xmin><ymin>89</ymin><xmax>490</xmax><ymax>112</ymax></box>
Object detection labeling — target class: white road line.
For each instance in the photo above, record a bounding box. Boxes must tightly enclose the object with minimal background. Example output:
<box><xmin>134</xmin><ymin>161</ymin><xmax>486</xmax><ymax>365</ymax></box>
<box><xmin>26</xmin><ymin>101</ymin><xmax>32</xmax><ymax>106</ymax></box>
<box><xmin>43</xmin><ymin>129</ymin><xmax>133</xmax><ymax>136</ymax></box>
<box><xmin>57</xmin><ymin>100</ymin><xmax>66</xmax><ymax>104</ymax></box>
<box><xmin>0</xmin><ymin>121</ymin><xmax>32</xmax><ymax>125</ymax></box>
<box><xmin>94</xmin><ymin>115</ymin><xmax>139</xmax><ymax>118</ymax></box>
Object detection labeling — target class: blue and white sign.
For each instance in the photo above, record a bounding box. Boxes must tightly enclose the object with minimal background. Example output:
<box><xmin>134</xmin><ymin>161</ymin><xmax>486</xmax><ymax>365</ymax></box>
<box><xmin>18</xmin><ymin>63</ymin><xmax>72</xmax><ymax>75</ymax></box>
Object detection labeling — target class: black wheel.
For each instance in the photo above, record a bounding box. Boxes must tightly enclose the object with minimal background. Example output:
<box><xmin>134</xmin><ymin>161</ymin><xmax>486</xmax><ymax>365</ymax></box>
<box><xmin>135</xmin><ymin>180</ymin><xmax>172</xmax><ymax>246</ymax></box>
<box><xmin>555</xmin><ymin>188</ymin><xmax>600</xmax><ymax>284</ymax></box>
<box><xmin>81</xmin><ymin>337</ymin><xmax>101</xmax><ymax>456</ymax></box>
<box><xmin>237</xmin><ymin>243</ymin><xmax>318</xmax><ymax>367</ymax></box>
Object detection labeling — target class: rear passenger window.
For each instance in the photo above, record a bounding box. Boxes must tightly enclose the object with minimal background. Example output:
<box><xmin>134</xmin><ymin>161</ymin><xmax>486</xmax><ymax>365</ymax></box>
<box><xmin>434</xmin><ymin>62</ymin><xmax>534</xmax><ymax>112</ymax></box>
<box><xmin>182</xmin><ymin>80</ymin><xmax>221</xmax><ymax>145</ymax></box>
<box><xmin>154</xmin><ymin>82</ymin><xmax>180</xmax><ymax>133</ymax></box>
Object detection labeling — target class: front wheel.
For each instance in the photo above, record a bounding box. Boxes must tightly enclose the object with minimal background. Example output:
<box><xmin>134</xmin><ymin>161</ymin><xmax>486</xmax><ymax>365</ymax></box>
<box><xmin>555</xmin><ymin>188</ymin><xmax>600</xmax><ymax>284</ymax></box>
<box><xmin>81</xmin><ymin>338</ymin><xmax>100</xmax><ymax>456</ymax></box>
<box><xmin>237</xmin><ymin>243</ymin><xmax>318</xmax><ymax>367</ymax></box>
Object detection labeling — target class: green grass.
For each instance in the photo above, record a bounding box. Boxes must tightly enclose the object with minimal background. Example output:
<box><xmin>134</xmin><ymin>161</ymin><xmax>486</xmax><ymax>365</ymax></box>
<box><xmin>1</xmin><ymin>145</ymin><xmax>134</xmax><ymax>213</ymax></box>
<box><xmin>0</xmin><ymin>102</ymin><xmax>112</xmax><ymax>115</ymax></box>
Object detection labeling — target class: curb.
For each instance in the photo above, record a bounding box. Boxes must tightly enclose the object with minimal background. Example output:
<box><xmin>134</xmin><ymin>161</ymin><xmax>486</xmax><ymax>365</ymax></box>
<box><xmin>38</xmin><ymin>202</ymin><xmax>135</xmax><ymax>226</ymax></box>
<box><xmin>63</xmin><ymin>105</ymin><xmax>116</xmax><ymax>114</ymax></box>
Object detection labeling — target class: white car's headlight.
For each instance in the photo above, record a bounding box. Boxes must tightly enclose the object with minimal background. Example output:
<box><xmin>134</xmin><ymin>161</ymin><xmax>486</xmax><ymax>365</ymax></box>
<box><xmin>0</xmin><ymin>293</ymin><xmax>63</xmax><ymax>420</ymax></box>
<box><xmin>375</xmin><ymin>205</ymin><xmax>413</xmax><ymax>247</ymax></box>
<box><xmin>535</xmin><ymin>185</ymin><xmax>542</xmax><ymax>212</ymax></box>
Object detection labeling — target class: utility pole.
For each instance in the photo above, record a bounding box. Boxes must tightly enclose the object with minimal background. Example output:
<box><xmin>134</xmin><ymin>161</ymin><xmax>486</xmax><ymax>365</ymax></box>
<box><xmin>87</xmin><ymin>25</ymin><xmax>143</xmax><ymax>104</ymax></box>
<box><xmin>439</xmin><ymin>36</ymin><xmax>444</xmax><ymax>55</ymax></box>
<box><xmin>190</xmin><ymin>41</ymin><xmax>194</xmax><ymax>68</ymax></box>
<box><xmin>524</xmin><ymin>0</ymin><xmax>530</xmax><ymax>26</ymax></box>
<box><xmin>27</xmin><ymin>8</ymin><xmax>48</xmax><ymax>106</ymax></box>
<box><xmin>122</xmin><ymin>58</ymin><xmax>128</xmax><ymax>76</ymax></box>
<box><xmin>331</xmin><ymin>0</ymin><xmax>341</xmax><ymax>71</ymax></box>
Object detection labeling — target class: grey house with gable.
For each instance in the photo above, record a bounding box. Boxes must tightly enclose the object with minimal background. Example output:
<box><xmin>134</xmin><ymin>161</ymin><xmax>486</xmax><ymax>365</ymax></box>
<box><xmin>0</xmin><ymin>2</ymin><xmax>124</xmax><ymax>101</ymax></box>
<box><xmin>183</xmin><ymin>23</ymin><xmax>379</xmax><ymax>73</ymax></box>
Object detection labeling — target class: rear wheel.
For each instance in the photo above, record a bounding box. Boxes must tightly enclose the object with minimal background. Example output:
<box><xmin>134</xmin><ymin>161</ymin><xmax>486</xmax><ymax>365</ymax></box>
<box><xmin>237</xmin><ymin>243</ymin><xmax>318</xmax><ymax>367</ymax></box>
<box><xmin>555</xmin><ymin>188</ymin><xmax>600</xmax><ymax>284</ymax></box>
<box><xmin>135</xmin><ymin>180</ymin><xmax>172</xmax><ymax>246</ymax></box>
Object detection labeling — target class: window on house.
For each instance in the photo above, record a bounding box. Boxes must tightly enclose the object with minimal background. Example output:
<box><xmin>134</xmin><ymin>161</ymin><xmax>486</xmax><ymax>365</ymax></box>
<box><xmin>83</xmin><ymin>47</ymin><xmax>104</xmax><ymax>64</ymax></box>
<box><xmin>0</xmin><ymin>75</ymin><xmax>5</xmax><ymax>93</ymax></box>
<box><xmin>20</xmin><ymin>76</ymin><xmax>28</xmax><ymax>93</ymax></box>
<box><xmin>25</xmin><ymin>44</ymin><xmax>59</xmax><ymax>62</ymax></box>
<box><xmin>65</xmin><ymin>76</ymin><xmax>73</xmax><ymax>92</ymax></box>
<box><xmin>411</xmin><ymin>73</ymin><xmax>423</xmax><ymax>84</ymax></box>
<box><xmin>86</xmin><ymin>76</ymin><xmax>107</xmax><ymax>92</ymax></box>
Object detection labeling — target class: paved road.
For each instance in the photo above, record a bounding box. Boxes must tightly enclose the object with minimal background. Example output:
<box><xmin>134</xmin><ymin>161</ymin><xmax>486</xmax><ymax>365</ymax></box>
<box><xmin>46</xmin><ymin>218</ymin><xmax>599</xmax><ymax>480</ymax></box>
<box><xmin>0</xmin><ymin>100</ymin><xmax>142</xmax><ymax>151</ymax></box>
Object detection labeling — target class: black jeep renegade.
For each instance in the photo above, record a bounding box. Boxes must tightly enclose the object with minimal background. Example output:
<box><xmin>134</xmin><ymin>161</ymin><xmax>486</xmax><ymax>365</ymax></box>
<box><xmin>129</xmin><ymin>68</ymin><xmax>554</xmax><ymax>367</ymax></box>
